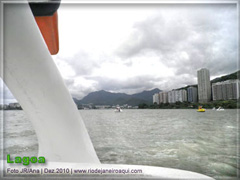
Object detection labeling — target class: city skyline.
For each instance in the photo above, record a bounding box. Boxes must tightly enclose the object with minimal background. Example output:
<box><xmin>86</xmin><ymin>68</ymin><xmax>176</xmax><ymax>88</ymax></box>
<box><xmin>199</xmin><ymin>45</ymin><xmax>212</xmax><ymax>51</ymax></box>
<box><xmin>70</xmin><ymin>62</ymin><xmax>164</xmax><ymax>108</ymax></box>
<box><xmin>153</xmin><ymin>68</ymin><xmax>240</xmax><ymax>105</ymax></box>
<box><xmin>1</xmin><ymin>3</ymin><xmax>238</xmax><ymax>104</ymax></box>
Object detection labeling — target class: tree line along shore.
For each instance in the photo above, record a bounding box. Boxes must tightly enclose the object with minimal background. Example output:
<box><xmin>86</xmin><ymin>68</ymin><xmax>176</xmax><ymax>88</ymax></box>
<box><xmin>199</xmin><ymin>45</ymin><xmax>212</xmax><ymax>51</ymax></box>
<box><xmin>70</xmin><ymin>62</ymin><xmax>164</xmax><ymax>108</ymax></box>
<box><xmin>139</xmin><ymin>99</ymin><xmax>240</xmax><ymax>109</ymax></box>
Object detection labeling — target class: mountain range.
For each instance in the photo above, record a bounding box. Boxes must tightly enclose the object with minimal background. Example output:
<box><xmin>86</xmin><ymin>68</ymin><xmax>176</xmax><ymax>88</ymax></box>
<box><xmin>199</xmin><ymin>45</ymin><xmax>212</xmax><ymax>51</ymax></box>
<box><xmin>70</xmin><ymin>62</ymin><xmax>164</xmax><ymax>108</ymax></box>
<box><xmin>73</xmin><ymin>88</ymin><xmax>161</xmax><ymax>106</ymax></box>
<box><xmin>73</xmin><ymin>70</ymin><xmax>239</xmax><ymax>106</ymax></box>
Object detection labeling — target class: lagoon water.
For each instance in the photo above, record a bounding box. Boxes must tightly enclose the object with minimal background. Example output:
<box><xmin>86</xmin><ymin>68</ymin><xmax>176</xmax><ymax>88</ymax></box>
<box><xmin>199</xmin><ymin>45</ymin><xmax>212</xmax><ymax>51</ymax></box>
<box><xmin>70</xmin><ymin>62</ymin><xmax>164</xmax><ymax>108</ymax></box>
<box><xmin>2</xmin><ymin>109</ymin><xmax>239</xmax><ymax>179</ymax></box>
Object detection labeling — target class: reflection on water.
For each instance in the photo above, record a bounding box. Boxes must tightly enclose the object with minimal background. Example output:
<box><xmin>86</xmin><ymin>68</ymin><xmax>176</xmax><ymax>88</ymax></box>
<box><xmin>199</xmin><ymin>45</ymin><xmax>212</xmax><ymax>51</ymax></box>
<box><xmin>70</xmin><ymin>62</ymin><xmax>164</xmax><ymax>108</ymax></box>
<box><xmin>2</xmin><ymin>109</ymin><xmax>239</xmax><ymax>179</ymax></box>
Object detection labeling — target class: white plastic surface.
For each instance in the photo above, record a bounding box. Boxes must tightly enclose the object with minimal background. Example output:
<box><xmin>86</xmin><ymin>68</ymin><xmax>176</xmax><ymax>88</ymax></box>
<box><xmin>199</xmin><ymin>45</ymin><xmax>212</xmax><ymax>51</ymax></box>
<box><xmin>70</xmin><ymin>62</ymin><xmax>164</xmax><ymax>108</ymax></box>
<box><xmin>2</xmin><ymin>1</ymin><xmax>99</xmax><ymax>164</ymax></box>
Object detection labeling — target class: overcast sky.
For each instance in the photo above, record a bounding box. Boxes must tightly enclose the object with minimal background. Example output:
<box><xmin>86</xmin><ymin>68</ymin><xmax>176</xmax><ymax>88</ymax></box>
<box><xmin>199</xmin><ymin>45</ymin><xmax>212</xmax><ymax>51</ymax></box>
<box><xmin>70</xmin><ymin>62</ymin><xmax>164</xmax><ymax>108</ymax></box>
<box><xmin>2</xmin><ymin>3</ymin><xmax>238</xmax><ymax>103</ymax></box>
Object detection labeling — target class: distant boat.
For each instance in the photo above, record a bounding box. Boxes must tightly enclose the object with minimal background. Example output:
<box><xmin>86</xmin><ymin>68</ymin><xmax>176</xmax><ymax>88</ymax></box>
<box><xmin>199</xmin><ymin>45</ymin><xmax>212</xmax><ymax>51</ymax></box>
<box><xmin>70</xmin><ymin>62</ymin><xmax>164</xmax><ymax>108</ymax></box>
<box><xmin>114</xmin><ymin>107</ymin><xmax>123</xmax><ymax>112</ymax></box>
<box><xmin>197</xmin><ymin>106</ymin><xmax>205</xmax><ymax>112</ymax></box>
<box><xmin>216</xmin><ymin>107</ymin><xmax>224</xmax><ymax>111</ymax></box>
<box><xmin>212</xmin><ymin>107</ymin><xmax>216</xmax><ymax>110</ymax></box>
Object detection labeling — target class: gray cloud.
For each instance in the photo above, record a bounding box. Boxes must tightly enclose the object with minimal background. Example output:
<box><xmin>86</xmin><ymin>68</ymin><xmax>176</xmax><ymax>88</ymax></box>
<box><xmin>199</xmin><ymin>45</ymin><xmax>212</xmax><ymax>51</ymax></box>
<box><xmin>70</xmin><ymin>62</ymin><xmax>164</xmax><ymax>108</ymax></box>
<box><xmin>89</xmin><ymin>75</ymin><xmax>157</xmax><ymax>93</ymax></box>
<box><xmin>56</xmin><ymin>50</ymin><xmax>102</xmax><ymax>76</ymax></box>
<box><xmin>116</xmin><ymin>4</ymin><xmax>238</xmax><ymax>78</ymax></box>
<box><xmin>60</xmin><ymin>4</ymin><xmax>238</xmax><ymax>100</ymax></box>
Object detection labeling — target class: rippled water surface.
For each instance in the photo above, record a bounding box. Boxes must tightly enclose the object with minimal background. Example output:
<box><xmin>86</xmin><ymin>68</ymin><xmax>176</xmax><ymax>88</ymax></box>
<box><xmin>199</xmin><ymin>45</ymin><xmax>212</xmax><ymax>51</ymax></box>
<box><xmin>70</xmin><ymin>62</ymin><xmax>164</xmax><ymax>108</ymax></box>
<box><xmin>2</xmin><ymin>109</ymin><xmax>239</xmax><ymax>179</ymax></box>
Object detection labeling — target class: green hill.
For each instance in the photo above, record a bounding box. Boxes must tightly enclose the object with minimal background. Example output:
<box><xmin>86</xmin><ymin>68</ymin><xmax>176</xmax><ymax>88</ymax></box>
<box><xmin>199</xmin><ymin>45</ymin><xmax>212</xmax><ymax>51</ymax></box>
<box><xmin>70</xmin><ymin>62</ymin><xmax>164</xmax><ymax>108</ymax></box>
<box><xmin>211</xmin><ymin>70</ymin><xmax>239</xmax><ymax>83</ymax></box>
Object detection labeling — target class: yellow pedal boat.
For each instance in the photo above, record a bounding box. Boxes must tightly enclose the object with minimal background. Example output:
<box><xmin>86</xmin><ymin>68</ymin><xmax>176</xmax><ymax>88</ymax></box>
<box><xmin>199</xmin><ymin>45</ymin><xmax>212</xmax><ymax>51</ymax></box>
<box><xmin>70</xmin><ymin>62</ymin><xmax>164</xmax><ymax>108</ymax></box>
<box><xmin>197</xmin><ymin>108</ymin><xmax>205</xmax><ymax>112</ymax></box>
<box><xmin>197</xmin><ymin>106</ymin><xmax>205</xmax><ymax>112</ymax></box>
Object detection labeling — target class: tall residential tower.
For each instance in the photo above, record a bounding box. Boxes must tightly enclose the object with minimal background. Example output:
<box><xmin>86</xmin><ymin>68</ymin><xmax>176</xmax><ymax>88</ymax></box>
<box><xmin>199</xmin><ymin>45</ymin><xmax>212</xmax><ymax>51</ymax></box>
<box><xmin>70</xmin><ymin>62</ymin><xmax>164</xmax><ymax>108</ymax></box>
<box><xmin>197</xmin><ymin>68</ymin><xmax>211</xmax><ymax>103</ymax></box>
